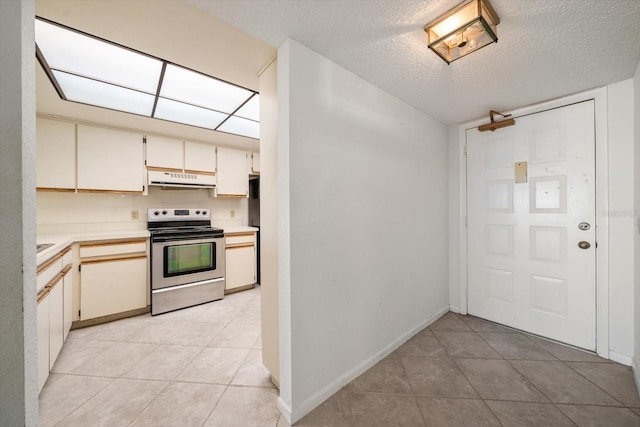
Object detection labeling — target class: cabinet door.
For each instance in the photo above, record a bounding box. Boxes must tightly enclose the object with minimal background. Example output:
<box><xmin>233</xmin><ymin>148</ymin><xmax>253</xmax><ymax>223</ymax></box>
<box><xmin>63</xmin><ymin>270</ymin><xmax>73</xmax><ymax>339</ymax></box>
<box><xmin>48</xmin><ymin>279</ymin><xmax>64</xmax><ymax>370</ymax></box>
<box><xmin>36</xmin><ymin>118</ymin><xmax>76</xmax><ymax>190</ymax></box>
<box><xmin>226</xmin><ymin>245</ymin><xmax>256</xmax><ymax>291</ymax></box>
<box><xmin>184</xmin><ymin>141</ymin><xmax>216</xmax><ymax>174</ymax></box>
<box><xmin>217</xmin><ymin>147</ymin><xmax>248</xmax><ymax>197</ymax></box>
<box><xmin>146</xmin><ymin>135</ymin><xmax>183</xmax><ymax>171</ymax></box>
<box><xmin>77</xmin><ymin>125</ymin><xmax>144</xmax><ymax>193</ymax></box>
<box><xmin>80</xmin><ymin>257</ymin><xmax>147</xmax><ymax>320</ymax></box>
<box><xmin>251</xmin><ymin>152</ymin><xmax>260</xmax><ymax>174</ymax></box>
<box><xmin>37</xmin><ymin>293</ymin><xmax>50</xmax><ymax>392</ymax></box>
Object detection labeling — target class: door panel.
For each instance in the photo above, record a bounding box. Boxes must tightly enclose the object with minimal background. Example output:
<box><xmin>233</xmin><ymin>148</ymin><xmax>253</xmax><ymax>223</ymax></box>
<box><xmin>467</xmin><ymin>100</ymin><xmax>596</xmax><ymax>350</ymax></box>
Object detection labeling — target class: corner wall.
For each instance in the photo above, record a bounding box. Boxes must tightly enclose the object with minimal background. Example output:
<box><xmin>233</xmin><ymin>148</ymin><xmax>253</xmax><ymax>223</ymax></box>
<box><xmin>0</xmin><ymin>0</ymin><xmax>38</xmax><ymax>425</ymax></box>
<box><xmin>633</xmin><ymin>60</ymin><xmax>640</xmax><ymax>390</ymax></box>
<box><xmin>277</xmin><ymin>39</ymin><xmax>449</xmax><ymax>423</ymax></box>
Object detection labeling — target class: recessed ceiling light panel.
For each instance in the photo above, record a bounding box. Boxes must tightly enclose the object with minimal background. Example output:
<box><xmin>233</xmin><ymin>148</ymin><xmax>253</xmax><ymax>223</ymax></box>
<box><xmin>234</xmin><ymin>94</ymin><xmax>260</xmax><ymax>121</ymax></box>
<box><xmin>217</xmin><ymin>116</ymin><xmax>260</xmax><ymax>139</ymax></box>
<box><xmin>154</xmin><ymin>97</ymin><xmax>228</xmax><ymax>130</ymax></box>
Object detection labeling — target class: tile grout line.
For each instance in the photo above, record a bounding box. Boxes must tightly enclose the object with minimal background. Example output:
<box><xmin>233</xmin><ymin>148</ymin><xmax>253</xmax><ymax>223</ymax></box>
<box><xmin>50</xmin><ymin>375</ymin><xmax>118</xmax><ymax>427</ymax></box>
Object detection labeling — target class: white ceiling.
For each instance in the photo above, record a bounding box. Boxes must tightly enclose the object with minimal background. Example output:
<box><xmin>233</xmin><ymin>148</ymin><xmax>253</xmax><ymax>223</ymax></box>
<box><xmin>187</xmin><ymin>0</ymin><xmax>640</xmax><ymax>125</ymax></box>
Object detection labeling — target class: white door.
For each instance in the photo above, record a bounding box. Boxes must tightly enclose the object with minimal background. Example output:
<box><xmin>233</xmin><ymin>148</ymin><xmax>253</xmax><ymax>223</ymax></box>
<box><xmin>467</xmin><ymin>100</ymin><xmax>596</xmax><ymax>350</ymax></box>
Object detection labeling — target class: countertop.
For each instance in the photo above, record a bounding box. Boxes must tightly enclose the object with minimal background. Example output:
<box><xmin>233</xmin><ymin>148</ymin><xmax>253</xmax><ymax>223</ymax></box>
<box><xmin>37</xmin><ymin>229</ymin><xmax>150</xmax><ymax>267</ymax></box>
<box><xmin>219</xmin><ymin>226</ymin><xmax>259</xmax><ymax>234</ymax></box>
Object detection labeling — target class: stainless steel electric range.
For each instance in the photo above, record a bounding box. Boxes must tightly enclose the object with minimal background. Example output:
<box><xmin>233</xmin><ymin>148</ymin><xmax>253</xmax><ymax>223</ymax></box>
<box><xmin>148</xmin><ymin>208</ymin><xmax>225</xmax><ymax>315</ymax></box>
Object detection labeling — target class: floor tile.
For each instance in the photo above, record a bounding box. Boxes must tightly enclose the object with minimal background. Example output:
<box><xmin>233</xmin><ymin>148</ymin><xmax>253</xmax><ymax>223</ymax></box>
<box><xmin>348</xmin><ymin>353</ymin><xmax>412</xmax><ymax>394</ymax></box>
<box><xmin>510</xmin><ymin>360</ymin><xmax>622</xmax><ymax>406</ymax></box>
<box><xmin>124</xmin><ymin>319</ymin><xmax>225</xmax><ymax>347</ymax></box>
<box><xmin>209</xmin><ymin>322</ymin><xmax>261</xmax><ymax>348</ymax></box>
<box><xmin>214</xmin><ymin>290</ymin><xmax>257</xmax><ymax>307</ymax></box>
<box><xmin>70</xmin><ymin>341</ymin><xmax>157</xmax><ymax>377</ymax></box>
<box><xmin>479</xmin><ymin>332</ymin><xmax>557</xmax><ymax>360</ymax></box>
<box><xmin>39</xmin><ymin>374</ymin><xmax>112</xmax><ymax>427</ymax></box>
<box><xmin>204</xmin><ymin>385</ymin><xmax>280</xmax><ymax>427</ymax></box>
<box><xmin>567</xmin><ymin>362</ymin><xmax>640</xmax><ymax>407</ymax></box>
<box><xmin>485</xmin><ymin>400</ymin><xmax>575</xmax><ymax>426</ymax></box>
<box><xmin>557</xmin><ymin>404</ymin><xmax>640</xmax><ymax>427</ymax></box>
<box><xmin>71</xmin><ymin>315</ymin><xmax>151</xmax><ymax>341</ymax></box>
<box><xmin>401</xmin><ymin>356</ymin><xmax>478</xmax><ymax>398</ymax></box>
<box><xmin>433</xmin><ymin>331</ymin><xmax>502</xmax><ymax>359</ymax></box>
<box><xmin>177</xmin><ymin>347</ymin><xmax>250</xmax><ymax>384</ymax></box>
<box><xmin>295</xmin><ymin>388</ymin><xmax>352</xmax><ymax>426</ymax></box>
<box><xmin>56</xmin><ymin>378</ymin><xmax>167</xmax><ymax>427</ymax></box>
<box><xmin>123</xmin><ymin>344</ymin><xmax>202</xmax><ymax>381</ymax></box>
<box><xmin>350</xmin><ymin>392</ymin><xmax>426</xmax><ymax>427</ymax></box>
<box><xmin>253</xmin><ymin>335</ymin><xmax>263</xmax><ymax>349</ymax></box>
<box><xmin>528</xmin><ymin>336</ymin><xmax>610</xmax><ymax>363</ymax></box>
<box><xmin>129</xmin><ymin>382</ymin><xmax>225</xmax><ymax>427</ymax></box>
<box><xmin>396</xmin><ymin>329</ymin><xmax>446</xmax><ymax>357</ymax></box>
<box><xmin>230</xmin><ymin>306</ymin><xmax>261</xmax><ymax>325</ymax></box>
<box><xmin>416</xmin><ymin>397</ymin><xmax>501</xmax><ymax>427</ymax></box>
<box><xmin>429</xmin><ymin>312</ymin><xmax>472</xmax><ymax>332</ymax></box>
<box><xmin>632</xmin><ymin>408</ymin><xmax>640</xmax><ymax>417</ymax></box>
<box><xmin>50</xmin><ymin>338</ymin><xmax>113</xmax><ymax>374</ymax></box>
<box><xmin>457</xmin><ymin>315</ymin><xmax>518</xmax><ymax>333</ymax></box>
<box><xmin>456</xmin><ymin>358</ymin><xmax>549</xmax><ymax>402</ymax></box>
<box><xmin>231</xmin><ymin>349</ymin><xmax>275</xmax><ymax>388</ymax></box>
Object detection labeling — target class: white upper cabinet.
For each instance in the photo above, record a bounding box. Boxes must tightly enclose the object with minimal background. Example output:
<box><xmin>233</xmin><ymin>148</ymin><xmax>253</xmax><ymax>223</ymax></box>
<box><xmin>145</xmin><ymin>135</ymin><xmax>183</xmax><ymax>171</ymax></box>
<box><xmin>248</xmin><ymin>152</ymin><xmax>260</xmax><ymax>174</ymax></box>
<box><xmin>146</xmin><ymin>136</ymin><xmax>216</xmax><ymax>174</ymax></box>
<box><xmin>184</xmin><ymin>141</ymin><xmax>216</xmax><ymax>174</ymax></box>
<box><xmin>36</xmin><ymin>118</ymin><xmax>76</xmax><ymax>191</ymax></box>
<box><xmin>217</xmin><ymin>146</ymin><xmax>248</xmax><ymax>197</ymax></box>
<box><xmin>77</xmin><ymin>125</ymin><xmax>145</xmax><ymax>193</ymax></box>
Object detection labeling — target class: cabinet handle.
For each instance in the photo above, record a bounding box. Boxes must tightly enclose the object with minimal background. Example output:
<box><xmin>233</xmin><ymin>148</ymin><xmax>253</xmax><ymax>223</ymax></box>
<box><xmin>226</xmin><ymin>244</ymin><xmax>255</xmax><ymax>249</ymax></box>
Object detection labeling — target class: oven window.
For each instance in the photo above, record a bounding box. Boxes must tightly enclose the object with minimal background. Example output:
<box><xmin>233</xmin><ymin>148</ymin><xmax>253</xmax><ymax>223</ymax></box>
<box><xmin>164</xmin><ymin>242</ymin><xmax>215</xmax><ymax>277</ymax></box>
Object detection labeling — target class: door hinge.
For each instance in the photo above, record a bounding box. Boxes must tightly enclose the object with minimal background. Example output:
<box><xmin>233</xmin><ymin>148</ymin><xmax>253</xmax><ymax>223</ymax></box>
<box><xmin>464</xmin><ymin>144</ymin><xmax>468</xmax><ymax>156</ymax></box>
<box><xmin>78</xmin><ymin>265</ymin><xmax>81</xmax><ymax>272</ymax></box>
<box><xmin>78</xmin><ymin>310</ymin><xmax>81</xmax><ymax>317</ymax></box>
<box><xmin>465</xmin><ymin>215</ymin><xmax>468</xmax><ymax>226</ymax></box>
<box><xmin>143</xmin><ymin>137</ymin><xmax>147</xmax><ymax>144</ymax></box>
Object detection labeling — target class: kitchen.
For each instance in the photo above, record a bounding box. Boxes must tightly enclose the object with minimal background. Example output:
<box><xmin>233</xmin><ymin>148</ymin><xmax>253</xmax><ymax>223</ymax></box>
<box><xmin>3</xmin><ymin>0</ymin><xmax>640</xmax><ymax>425</ymax></box>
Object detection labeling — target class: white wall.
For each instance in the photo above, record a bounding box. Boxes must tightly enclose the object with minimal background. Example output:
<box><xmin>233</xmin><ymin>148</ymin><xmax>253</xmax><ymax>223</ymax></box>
<box><xmin>259</xmin><ymin>58</ymin><xmax>280</xmax><ymax>383</ymax></box>
<box><xmin>0</xmin><ymin>0</ymin><xmax>38</xmax><ymax>425</ymax></box>
<box><xmin>633</xmin><ymin>61</ymin><xmax>640</xmax><ymax>386</ymax></box>
<box><xmin>37</xmin><ymin>188</ymin><xmax>247</xmax><ymax>233</ymax></box>
<box><xmin>607</xmin><ymin>79</ymin><xmax>635</xmax><ymax>361</ymax></box>
<box><xmin>277</xmin><ymin>39</ymin><xmax>449</xmax><ymax>423</ymax></box>
<box><xmin>448</xmin><ymin>82</ymin><xmax>637</xmax><ymax>363</ymax></box>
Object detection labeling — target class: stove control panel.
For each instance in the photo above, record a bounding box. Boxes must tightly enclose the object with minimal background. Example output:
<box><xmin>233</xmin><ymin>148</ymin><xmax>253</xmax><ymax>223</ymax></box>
<box><xmin>148</xmin><ymin>208</ymin><xmax>210</xmax><ymax>221</ymax></box>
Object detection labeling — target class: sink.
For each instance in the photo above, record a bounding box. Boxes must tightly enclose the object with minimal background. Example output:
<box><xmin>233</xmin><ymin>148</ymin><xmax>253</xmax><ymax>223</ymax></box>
<box><xmin>36</xmin><ymin>243</ymin><xmax>54</xmax><ymax>253</ymax></box>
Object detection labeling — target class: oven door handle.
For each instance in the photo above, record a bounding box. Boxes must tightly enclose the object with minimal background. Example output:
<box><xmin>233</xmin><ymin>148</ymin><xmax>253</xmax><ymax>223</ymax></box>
<box><xmin>152</xmin><ymin>277</ymin><xmax>225</xmax><ymax>294</ymax></box>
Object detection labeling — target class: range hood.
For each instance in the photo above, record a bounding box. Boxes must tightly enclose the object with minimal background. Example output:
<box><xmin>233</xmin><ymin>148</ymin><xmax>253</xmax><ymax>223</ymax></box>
<box><xmin>148</xmin><ymin>170</ymin><xmax>216</xmax><ymax>189</ymax></box>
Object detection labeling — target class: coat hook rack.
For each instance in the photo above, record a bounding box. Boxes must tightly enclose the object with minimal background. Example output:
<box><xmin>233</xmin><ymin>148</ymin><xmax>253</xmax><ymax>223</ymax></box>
<box><xmin>478</xmin><ymin>110</ymin><xmax>516</xmax><ymax>132</ymax></box>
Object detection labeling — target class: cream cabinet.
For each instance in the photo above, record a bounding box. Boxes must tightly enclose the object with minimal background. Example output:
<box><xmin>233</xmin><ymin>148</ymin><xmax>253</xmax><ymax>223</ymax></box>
<box><xmin>225</xmin><ymin>232</ymin><xmax>257</xmax><ymax>292</ymax></box>
<box><xmin>62</xmin><ymin>264</ymin><xmax>73</xmax><ymax>340</ymax></box>
<box><xmin>36</xmin><ymin>118</ymin><xmax>76</xmax><ymax>191</ymax></box>
<box><xmin>77</xmin><ymin>125</ymin><xmax>145</xmax><ymax>194</ymax></box>
<box><xmin>217</xmin><ymin>147</ymin><xmax>248</xmax><ymax>197</ymax></box>
<box><xmin>36</xmin><ymin>245</ymin><xmax>72</xmax><ymax>392</ymax></box>
<box><xmin>248</xmin><ymin>152</ymin><xmax>260</xmax><ymax>174</ymax></box>
<box><xmin>146</xmin><ymin>135</ymin><xmax>216</xmax><ymax>174</ymax></box>
<box><xmin>79</xmin><ymin>240</ymin><xmax>148</xmax><ymax>321</ymax></box>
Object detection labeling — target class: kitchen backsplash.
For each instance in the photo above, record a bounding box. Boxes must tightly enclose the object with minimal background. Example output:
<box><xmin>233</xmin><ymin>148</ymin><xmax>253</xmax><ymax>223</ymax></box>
<box><xmin>37</xmin><ymin>186</ymin><xmax>248</xmax><ymax>234</ymax></box>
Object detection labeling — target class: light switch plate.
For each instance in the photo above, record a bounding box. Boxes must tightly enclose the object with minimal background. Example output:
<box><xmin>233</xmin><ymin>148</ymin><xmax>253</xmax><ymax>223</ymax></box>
<box><xmin>515</xmin><ymin>161</ymin><xmax>527</xmax><ymax>183</ymax></box>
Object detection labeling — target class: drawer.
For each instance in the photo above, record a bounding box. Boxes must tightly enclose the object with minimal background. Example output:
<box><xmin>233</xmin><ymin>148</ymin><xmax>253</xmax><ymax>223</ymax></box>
<box><xmin>226</xmin><ymin>233</ymin><xmax>255</xmax><ymax>246</ymax></box>
<box><xmin>37</xmin><ymin>257</ymin><xmax>63</xmax><ymax>291</ymax></box>
<box><xmin>80</xmin><ymin>240</ymin><xmax>147</xmax><ymax>259</ymax></box>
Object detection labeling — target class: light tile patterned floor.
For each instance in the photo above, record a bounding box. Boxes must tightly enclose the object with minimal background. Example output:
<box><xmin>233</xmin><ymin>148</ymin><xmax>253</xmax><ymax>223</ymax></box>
<box><xmin>41</xmin><ymin>297</ymin><xmax>640</xmax><ymax>426</ymax></box>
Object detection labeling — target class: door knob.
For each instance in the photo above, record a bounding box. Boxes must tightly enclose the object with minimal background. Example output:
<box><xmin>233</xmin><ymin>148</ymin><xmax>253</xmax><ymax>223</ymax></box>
<box><xmin>578</xmin><ymin>241</ymin><xmax>591</xmax><ymax>249</ymax></box>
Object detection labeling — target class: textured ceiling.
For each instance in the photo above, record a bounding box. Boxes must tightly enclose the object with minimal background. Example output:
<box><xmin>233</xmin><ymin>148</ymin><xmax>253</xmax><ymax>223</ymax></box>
<box><xmin>187</xmin><ymin>0</ymin><xmax>640</xmax><ymax>125</ymax></box>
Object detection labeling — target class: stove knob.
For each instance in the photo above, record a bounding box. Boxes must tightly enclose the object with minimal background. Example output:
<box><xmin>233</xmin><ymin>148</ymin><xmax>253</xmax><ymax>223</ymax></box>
<box><xmin>153</xmin><ymin>211</ymin><xmax>160</xmax><ymax>216</ymax></box>
<box><xmin>162</xmin><ymin>210</ymin><xmax>167</xmax><ymax>215</ymax></box>
<box><xmin>195</xmin><ymin>210</ymin><xmax>201</xmax><ymax>215</ymax></box>
<box><xmin>202</xmin><ymin>210</ymin><xmax>207</xmax><ymax>215</ymax></box>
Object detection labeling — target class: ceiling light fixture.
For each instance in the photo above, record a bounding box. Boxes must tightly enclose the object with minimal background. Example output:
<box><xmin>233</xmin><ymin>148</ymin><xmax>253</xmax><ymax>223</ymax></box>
<box><xmin>424</xmin><ymin>0</ymin><xmax>500</xmax><ymax>64</ymax></box>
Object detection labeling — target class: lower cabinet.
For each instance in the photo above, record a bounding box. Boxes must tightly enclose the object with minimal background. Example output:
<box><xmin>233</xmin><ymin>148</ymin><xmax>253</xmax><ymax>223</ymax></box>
<box><xmin>37</xmin><ymin>291</ymin><xmax>50</xmax><ymax>392</ymax></box>
<box><xmin>79</xmin><ymin>239</ymin><xmax>148</xmax><ymax>321</ymax></box>
<box><xmin>63</xmin><ymin>266</ymin><xmax>73</xmax><ymax>340</ymax></box>
<box><xmin>225</xmin><ymin>232</ymin><xmax>257</xmax><ymax>293</ymax></box>
<box><xmin>48</xmin><ymin>278</ymin><xmax>64</xmax><ymax>370</ymax></box>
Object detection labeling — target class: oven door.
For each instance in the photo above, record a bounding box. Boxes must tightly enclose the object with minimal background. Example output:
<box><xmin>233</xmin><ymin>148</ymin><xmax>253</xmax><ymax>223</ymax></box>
<box><xmin>151</xmin><ymin>236</ymin><xmax>225</xmax><ymax>290</ymax></box>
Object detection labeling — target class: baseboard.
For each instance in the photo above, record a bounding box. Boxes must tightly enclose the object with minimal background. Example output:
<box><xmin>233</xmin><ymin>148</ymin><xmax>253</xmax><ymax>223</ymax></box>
<box><xmin>277</xmin><ymin>397</ymin><xmax>292</xmax><ymax>426</ymax></box>
<box><xmin>449</xmin><ymin>305</ymin><xmax>460</xmax><ymax>314</ymax></box>
<box><xmin>287</xmin><ymin>305</ymin><xmax>450</xmax><ymax>424</ymax></box>
<box><xmin>608</xmin><ymin>350</ymin><xmax>633</xmax><ymax>366</ymax></box>
<box><xmin>632</xmin><ymin>358</ymin><xmax>640</xmax><ymax>400</ymax></box>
